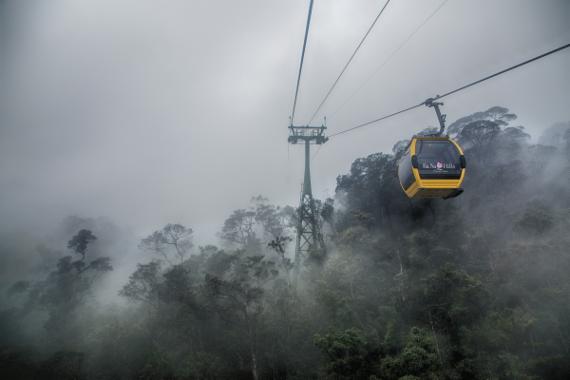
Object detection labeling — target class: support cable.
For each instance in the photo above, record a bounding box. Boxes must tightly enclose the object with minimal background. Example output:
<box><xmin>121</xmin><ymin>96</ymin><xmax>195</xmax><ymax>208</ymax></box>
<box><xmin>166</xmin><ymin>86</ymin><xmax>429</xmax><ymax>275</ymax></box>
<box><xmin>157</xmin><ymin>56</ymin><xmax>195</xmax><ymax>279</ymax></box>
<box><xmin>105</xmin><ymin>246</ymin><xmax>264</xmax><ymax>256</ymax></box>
<box><xmin>308</xmin><ymin>0</ymin><xmax>391</xmax><ymax>124</ymax></box>
<box><xmin>329</xmin><ymin>42</ymin><xmax>570</xmax><ymax>138</ymax></box>
<box><xmin>290</xmin><ymin>0</ymin><xmax>315</xmax><ymax>125</ymax></box>
<box><xmin>329</xmin><ymin>103</ymin><xmax>424</xmax><ymax>138</ymax></box>
<box><xmin>435</xmin><ymin>43</ymin><xmax>570</xmax><ymax>100</ymax></box>
<box><xmin>330</xmin><ymin>0</ymin><xmax>449</xmax><ymax>119</ymax></box>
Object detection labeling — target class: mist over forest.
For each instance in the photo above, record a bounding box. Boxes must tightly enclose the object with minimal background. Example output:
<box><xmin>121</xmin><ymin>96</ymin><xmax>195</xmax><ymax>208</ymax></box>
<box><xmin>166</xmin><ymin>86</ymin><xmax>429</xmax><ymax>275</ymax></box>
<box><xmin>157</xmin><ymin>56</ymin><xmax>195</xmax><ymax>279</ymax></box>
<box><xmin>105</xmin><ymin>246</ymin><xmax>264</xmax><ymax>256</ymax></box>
<box><xmin>2</xmin><ymin>0</ymin><xmax>570</xmax><ymax>379</ymax></box>
<box><xmin>1</xmin><ymin>106</ymin><xmax>569</xmax><ymax>379</ymax></box>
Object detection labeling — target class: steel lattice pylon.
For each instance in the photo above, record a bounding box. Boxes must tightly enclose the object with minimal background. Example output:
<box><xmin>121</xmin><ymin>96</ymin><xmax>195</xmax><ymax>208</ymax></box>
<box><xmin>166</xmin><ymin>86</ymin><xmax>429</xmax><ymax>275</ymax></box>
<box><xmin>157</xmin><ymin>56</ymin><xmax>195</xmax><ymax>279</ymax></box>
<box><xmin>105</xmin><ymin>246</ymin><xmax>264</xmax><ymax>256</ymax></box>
<box><xmin>288</xmin><ymin>124</ymin><xmax>327</xmax><ymax>271</ymax></box>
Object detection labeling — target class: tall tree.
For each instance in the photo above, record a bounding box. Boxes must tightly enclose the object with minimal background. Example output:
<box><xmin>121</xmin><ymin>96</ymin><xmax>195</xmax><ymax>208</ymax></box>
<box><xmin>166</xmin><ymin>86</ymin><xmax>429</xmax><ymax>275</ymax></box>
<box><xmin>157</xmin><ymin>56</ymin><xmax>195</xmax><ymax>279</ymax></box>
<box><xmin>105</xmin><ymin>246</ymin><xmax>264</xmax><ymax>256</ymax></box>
<box><xmin>139</xmin><ymin>224</ymin><xmax>193</xmax><ymax>265</ymax></box>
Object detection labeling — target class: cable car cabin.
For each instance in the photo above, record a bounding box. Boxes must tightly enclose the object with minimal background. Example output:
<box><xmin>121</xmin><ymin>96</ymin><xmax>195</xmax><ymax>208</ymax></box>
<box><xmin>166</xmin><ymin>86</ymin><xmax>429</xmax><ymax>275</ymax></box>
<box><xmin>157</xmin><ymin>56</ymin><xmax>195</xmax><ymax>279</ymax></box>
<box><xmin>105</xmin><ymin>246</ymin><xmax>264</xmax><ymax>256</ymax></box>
<box><xmin>397</xmin><ymin>136</ymin><xmax>466</xmax><ymax>199</ymax></box>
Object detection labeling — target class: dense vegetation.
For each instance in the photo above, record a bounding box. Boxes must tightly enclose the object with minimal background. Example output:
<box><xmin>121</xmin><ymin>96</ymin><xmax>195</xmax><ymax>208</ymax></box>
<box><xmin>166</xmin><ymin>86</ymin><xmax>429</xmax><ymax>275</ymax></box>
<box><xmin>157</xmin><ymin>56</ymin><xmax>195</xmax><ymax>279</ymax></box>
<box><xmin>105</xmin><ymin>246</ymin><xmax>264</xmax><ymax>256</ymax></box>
<box><xmin>1</xmin><ymin>107</ymin><xmax>569</xmax><ymax>379</ymax></box>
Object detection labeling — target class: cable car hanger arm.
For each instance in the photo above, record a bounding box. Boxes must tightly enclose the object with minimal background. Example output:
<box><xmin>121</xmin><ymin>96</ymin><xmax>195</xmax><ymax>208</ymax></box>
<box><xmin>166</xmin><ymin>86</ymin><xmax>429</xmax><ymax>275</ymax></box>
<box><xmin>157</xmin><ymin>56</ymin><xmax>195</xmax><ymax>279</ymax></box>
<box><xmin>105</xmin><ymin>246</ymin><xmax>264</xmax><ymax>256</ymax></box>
<box><xmin>424</xmin><ymin>97</ymin><xmax>446</xmax><ymax>136</ymax></box>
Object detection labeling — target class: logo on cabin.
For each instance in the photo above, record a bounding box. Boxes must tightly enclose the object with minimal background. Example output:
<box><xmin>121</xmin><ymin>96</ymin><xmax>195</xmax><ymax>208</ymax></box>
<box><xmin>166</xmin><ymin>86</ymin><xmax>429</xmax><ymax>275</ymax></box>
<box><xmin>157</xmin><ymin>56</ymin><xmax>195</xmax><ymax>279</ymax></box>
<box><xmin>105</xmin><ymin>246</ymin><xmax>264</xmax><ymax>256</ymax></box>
<box><xmin>420</xmin><ymin>161</ymin><xmax>456</xmax><ymax>170</ymax></box>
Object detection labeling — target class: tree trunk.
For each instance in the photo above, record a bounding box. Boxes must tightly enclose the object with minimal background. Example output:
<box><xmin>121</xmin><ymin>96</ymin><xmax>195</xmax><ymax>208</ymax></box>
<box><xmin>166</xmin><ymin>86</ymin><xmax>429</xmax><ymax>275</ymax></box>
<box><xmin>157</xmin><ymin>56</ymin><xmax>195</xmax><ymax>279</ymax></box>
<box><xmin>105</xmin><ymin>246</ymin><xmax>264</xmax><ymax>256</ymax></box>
<box><xmin>245</xmin><ymin>311</ymin><xmax>259</xmax><ymax>380</ymax></box>
<box><xmin>251</xmin><ymin>348</ymin><xmax>259</xmax><ymax>380</ymax></box>
<box><xmin>429</xmin><ymin>310</ymin><xmax>443</xmax><ymax>367</ymax></box>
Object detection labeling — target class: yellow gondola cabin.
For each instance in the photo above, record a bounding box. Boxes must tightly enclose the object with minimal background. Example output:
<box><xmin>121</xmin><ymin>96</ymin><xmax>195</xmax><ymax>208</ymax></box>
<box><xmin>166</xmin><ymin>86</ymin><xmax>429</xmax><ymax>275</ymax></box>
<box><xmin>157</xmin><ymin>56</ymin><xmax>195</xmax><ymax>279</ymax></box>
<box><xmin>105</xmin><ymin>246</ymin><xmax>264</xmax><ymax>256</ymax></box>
<box><xmin>397</xmin><ymin>135</ymin><xmax>466</xmax><ymax>199</ymax></box>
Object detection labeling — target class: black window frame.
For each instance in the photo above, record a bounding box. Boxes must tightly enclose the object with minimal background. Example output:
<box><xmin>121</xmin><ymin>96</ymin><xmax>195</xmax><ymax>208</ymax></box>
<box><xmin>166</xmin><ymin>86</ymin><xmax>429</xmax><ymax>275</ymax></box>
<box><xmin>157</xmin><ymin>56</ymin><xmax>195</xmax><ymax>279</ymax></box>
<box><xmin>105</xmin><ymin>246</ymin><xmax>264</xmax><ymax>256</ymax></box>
<box><xmin>416</xmin><ymin>140</ymin><xmax>462</xmax><ymax>180</ymax></box>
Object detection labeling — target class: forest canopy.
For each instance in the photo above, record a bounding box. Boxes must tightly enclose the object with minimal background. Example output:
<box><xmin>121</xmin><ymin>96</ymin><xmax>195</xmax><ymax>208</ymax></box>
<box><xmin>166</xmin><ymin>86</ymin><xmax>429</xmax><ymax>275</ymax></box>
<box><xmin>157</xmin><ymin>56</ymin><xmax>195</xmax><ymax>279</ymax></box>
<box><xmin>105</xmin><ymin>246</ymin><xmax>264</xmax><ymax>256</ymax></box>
<box><xmin>1</xmin><ymin>107</ymin><xmax>569</xmax><ymax>379</ymax></box>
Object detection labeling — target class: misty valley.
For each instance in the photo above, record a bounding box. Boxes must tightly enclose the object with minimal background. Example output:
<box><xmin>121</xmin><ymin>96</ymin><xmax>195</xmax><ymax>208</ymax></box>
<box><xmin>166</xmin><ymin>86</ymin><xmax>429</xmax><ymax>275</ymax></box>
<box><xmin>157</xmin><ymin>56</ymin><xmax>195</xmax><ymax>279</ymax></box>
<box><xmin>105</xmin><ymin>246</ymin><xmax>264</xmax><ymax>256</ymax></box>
<box><xmin>2</xmin><ymin>0</ymin><xmax>570</xmax><ymax>378</ymax></box>
<box><xmin>1</xmin><ymin>108</ymin><xmax>569</xmax><ymax>379</ymax></box>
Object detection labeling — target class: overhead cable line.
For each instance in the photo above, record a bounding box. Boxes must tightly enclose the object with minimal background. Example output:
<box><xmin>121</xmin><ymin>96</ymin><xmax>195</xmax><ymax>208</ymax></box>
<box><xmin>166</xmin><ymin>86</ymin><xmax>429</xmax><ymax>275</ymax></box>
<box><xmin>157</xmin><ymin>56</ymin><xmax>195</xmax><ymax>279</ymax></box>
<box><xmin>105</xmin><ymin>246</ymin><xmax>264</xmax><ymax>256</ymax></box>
<box><xmin>308</xmin><ymin>0</ymin><xmax>391</xmax><ymax>124</ymax></box>
<box><xmin>330</xmin><ymin>0</ymin><xmax>449</xmax><ymax>119</ymax></box>
<box><xmin>434</xmin><ymin>43</ymin><xmax>570</xmax><ymax>100</ymax></box>
<box><xmin>290</xmin><ymin>0</ymin><xmax>315</xmax><ymax>125</ymax></box>
<box><xmin>329</xmin><ymin>103</ymin><xmax>424</xmax><ymax>138</ymax></box>
<box><xmin>329</xmin><ymin>42</ymin><xmax>570</xmax><ymax>138</ymax></box>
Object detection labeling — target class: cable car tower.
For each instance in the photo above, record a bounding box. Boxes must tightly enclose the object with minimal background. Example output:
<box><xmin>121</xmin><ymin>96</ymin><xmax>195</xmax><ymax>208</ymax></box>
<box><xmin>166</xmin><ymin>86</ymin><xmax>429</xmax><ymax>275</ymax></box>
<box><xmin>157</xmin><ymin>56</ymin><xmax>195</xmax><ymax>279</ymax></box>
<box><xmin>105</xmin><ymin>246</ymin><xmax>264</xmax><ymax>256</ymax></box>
<box><xmin>287</xmin><ymin>0</ymin><xmax>328</xmax><ymax>272</ymax></box>
<box><xmin>288</xmin><ymin>124</ymin><xmax>328</xmax><ymax>269</ymax></box>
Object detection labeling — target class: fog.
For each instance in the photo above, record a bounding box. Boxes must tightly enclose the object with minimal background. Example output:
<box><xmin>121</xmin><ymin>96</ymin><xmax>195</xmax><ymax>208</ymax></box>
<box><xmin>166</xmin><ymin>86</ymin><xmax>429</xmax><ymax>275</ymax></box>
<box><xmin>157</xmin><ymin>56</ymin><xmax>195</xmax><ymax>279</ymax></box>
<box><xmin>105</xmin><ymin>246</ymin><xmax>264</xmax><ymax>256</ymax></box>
<box><xmin>1</xmin><ymin>0</ymin><xmax>569</xmax><ymax>241</ymax></box>
<box><xmin>0</xmin><ymin>1</ymin><xmax>570</xmax><ymax>379</ymax></box>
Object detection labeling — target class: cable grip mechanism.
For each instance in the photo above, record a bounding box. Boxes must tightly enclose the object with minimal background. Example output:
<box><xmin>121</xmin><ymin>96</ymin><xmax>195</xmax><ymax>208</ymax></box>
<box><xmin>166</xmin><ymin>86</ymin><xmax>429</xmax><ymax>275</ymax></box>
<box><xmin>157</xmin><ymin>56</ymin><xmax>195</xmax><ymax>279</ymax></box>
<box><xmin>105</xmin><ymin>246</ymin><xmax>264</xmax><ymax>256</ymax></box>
<box><xmin>425</xmin><ymin>96</ymin><xmax>446</xmax><ymax>136</ymax></box>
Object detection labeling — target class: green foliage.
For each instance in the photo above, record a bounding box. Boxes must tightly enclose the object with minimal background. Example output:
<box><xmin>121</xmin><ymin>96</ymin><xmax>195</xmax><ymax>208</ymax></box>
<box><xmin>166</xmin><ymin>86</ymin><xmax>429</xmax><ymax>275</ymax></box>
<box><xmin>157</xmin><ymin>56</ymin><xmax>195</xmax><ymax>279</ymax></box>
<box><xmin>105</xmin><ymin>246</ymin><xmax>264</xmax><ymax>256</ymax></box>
<box><xmin>380</xmin><ymin>327</ymin><xmax>441</xmax><ymax>380</ymax></box>
<box><xmin>120</xmin><ymin>261</ymin><xmax>162</xmax><ymax>303</ymax></box>
<box><xmin>67</xmin><ymin>229</ymin><xmax>96</xmax><ymax>259</ymax></box>
<box><xmin>220</xmin><ymin>197</ymin><xmax>295</xmax><ymax>254</ymax></box>
<box><xmin>2</xmin><ymin>107</ymin><xmax>570</xmax><ymax>379</ymax></box>
<box><xmin>39</xmin><ymin>351</ymin><xmax>85</xmax><ymax>380</ymax></box>
<box><xmin>137</xmin><ymin>350</ymin><xmax>174</xmax><ymax>380</ymax></box>
<box><xmin>314</xmin><ymin>328</ymin><xmax>371</xmax><ymax>378</ymax></box>
<box><xmin>515</xmin><ymin>201</ymin><xmax>554</xmax><ymax>235</ymax></box>
<box><xmin>178</xmin><ymin>351</ymin><xmax>226</xmax><ymax>379</ymax></box>
<box><xmin>422</xmin><ymin>264</ymin><xmax>487</xmax><ymax>331</ymax></box>
<box><xmin>139</xmin><ymin>224</ymin><xmax>193</xmax><ymax>265</ymax></box>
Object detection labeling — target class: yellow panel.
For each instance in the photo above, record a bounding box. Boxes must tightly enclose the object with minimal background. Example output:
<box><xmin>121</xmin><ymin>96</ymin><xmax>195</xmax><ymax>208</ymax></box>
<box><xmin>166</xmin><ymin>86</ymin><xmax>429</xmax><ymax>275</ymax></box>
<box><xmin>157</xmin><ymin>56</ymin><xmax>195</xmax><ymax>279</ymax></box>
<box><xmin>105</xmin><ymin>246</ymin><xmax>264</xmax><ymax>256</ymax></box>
<box><xmin>410</xmin><ymin>138</ymin><xmax>417</xmax><ymax>155</ymax></box>
<box><xmin>402</xmin><ymin>135</ymin><xmax>466</xmax><ymax>199</ymax></box>
<box><xmin>404</xmin><ymin>180</ymin><xmax>420</xmax><ymax>198</ymax></box>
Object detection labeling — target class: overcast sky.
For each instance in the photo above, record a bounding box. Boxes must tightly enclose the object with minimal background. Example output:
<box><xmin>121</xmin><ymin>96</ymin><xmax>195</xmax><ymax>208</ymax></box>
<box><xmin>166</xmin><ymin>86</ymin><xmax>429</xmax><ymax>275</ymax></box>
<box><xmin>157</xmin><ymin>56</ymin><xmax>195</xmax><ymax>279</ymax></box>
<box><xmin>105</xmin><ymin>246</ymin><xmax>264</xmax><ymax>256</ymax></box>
<box><xmin>1</xmin><ymin>0</ymin><xmax>569</xmax><ymax>244</ymax></box>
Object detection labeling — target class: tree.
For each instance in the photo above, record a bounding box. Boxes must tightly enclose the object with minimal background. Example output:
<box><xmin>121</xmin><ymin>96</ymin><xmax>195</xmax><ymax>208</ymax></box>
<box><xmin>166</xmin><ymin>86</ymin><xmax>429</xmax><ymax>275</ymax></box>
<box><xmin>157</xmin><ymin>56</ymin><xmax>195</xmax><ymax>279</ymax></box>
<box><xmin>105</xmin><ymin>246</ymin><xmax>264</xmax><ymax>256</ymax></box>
<box><xmin>335</xmin><ymin>152</ymin><xmax>411</xmax><ymax>230</ymax></box>
<box><xmin>314</xmin><ymin>328</ymin><xmax>372</xmax><ymax>378</ymax></box>
<box><xmin>220</xmin><ymin>197</ymin><xmax>295</xmax><ymax>252</ymax></box>
<box><xmin>515</xmin><ymin>201</ymin><xmax>554</xmax><ymax>235</ymax></box>
<box><xmin>268</xmin><ymin>236</ymin><xmax>294</xmax><ymax>287</ymax></box>
<box><xmin>34</xmin><ymin>230</ymin><xmax>112</xmax><ymax>344</ymax></box>
<box><xmin>380</xmin><ymin>327</ymin><xmax>441</xmax><ymax>380</ymax></box>
<box><xmin>457</xmin><ymin>120</ymin><xmax>501</xmax><ymax>154</ymax></box>
<box><xmin>67</xmin><ymin>229</ymin><xmax>97</xmax><ymax>260</ymax></box>
<box><xmin>205</xmin><ymin>253</ymin><xmax>278</xmax><ymax>380</ymax></box>
<box><xmin>220</xmin><ymin>209</ymin><xmax>259</xmax><ymax>249</ymax></box>
<box><xmin>120</xmin><ymin>261</ymin><xmax>162</xmax><ymax>304</ymax></box>
<box><xmin>447</xmin><ymin>106</ymin><xmax>517</xmax><ymax>137</ymax></box>
<box><xmin>139</xmin><ymin>224</ymin><xmax>193</xmax><ymax>265</ymax></box>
